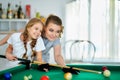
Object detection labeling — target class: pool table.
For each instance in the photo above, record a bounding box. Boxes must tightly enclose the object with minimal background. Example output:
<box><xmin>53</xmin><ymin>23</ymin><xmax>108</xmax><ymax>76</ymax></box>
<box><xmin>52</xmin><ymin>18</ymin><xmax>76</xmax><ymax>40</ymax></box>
<box><xmin>0</xmin><ymin>63</ymin><xmax>120</xmax><ymax>80</ymax></box>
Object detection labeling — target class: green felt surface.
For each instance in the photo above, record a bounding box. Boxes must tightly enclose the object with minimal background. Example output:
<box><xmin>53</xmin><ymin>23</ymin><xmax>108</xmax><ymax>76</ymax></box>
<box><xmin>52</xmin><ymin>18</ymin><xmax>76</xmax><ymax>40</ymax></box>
<box><xmin>0</xmin><ymin>64</ymin><xmax>120</xmax><ymax>80</ymax></box>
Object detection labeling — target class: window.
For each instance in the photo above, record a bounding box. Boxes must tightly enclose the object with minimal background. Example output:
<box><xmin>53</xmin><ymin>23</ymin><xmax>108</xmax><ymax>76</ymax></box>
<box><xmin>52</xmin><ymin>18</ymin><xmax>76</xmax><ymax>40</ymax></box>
<box><xmin>65</xmin><ymin>0</ymin><xmax>120</xmax><ymax>63</ymax></box>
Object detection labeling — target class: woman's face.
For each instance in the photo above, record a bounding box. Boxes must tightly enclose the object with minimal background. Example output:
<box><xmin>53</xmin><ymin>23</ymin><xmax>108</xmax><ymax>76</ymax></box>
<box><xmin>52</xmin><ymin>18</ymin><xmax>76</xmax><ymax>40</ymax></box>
<box><xmin>28</xmin><ymin>23</ymin><xmax>43</xmax><ymax>40</ymax></box>
<box><xmin>45</xmin><ymin>22</ymin><xmax>61</xmax><ymax>41</ymax></box>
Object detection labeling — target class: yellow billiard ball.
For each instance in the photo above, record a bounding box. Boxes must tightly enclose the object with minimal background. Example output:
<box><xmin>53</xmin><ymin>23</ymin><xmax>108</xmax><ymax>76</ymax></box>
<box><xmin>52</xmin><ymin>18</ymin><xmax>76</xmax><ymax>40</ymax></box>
<box><xmin>103</xmin><ymin>70</ymin><xmax>111</xmax><ymax>77</ymax></box>
<box><xmin>64</xmin><ymin>72</ymin><xmax>72</xmax><ymax>80</ymax></box>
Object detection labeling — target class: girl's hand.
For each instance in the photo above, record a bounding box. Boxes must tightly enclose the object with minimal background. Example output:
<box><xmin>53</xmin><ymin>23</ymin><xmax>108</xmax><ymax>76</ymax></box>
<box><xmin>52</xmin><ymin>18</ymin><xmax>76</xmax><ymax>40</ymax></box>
<box><xmin>6</xmin><ymin>53</ymin><xmax>17</xmax><ymax>61</ymax></box>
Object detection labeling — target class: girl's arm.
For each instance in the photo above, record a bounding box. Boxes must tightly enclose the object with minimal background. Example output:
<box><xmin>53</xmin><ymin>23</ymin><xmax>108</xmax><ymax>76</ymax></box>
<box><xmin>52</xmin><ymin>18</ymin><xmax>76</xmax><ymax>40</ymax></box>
<box><xmin>54</xmin><ymin>45</ymin><xmax>66</xmax><ymax>66</ymax></box>
<box><xmin>35</xmin><ymin>37</ymin><xmax>45</xmax><ymax>62</ymax></box>
<box><xmin>5</xmin><ymin>44</ymin><xmax>17</xmax><ymax>61</ymax></box>
<box><xmin>36</xmin><ymin>51</ymin><xmax>49</xmax><ymax>72</ymax></box>
<box><xmin>36</xmin><ymin>51</ymin><xmax>43</xmax><ymax>62</ymax></box>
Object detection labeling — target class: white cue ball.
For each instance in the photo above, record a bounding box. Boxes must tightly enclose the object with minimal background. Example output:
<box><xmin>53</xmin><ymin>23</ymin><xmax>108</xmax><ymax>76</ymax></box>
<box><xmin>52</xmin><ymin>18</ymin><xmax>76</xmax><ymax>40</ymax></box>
<box><xmin>64</xmin><ymin>72</ymin><xmax>72</xmax><ymax>80</ymax></box>
<box><xmin>103</xmin><ymin>70</ymin><xmax>111</xmax><ymax>77</ymax></box>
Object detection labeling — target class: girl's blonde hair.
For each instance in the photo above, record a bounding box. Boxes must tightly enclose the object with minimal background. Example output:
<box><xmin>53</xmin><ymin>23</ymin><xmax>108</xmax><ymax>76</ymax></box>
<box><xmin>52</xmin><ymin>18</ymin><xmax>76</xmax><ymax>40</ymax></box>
<box><xmin>22</xmin><ymin>18</ymin><xmax>44</xmax><ymax>59</ymax></box>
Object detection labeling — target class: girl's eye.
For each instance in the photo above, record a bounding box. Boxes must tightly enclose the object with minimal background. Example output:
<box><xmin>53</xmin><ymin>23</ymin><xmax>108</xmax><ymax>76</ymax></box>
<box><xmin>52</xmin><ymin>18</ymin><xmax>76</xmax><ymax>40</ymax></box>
<box><xmin>35</xmin><ymin>27</ymin><xmax>38</xmax><ymax>30</ymax></box>
<box><xmin>57</xmin><ymin>31</ymin><xmax>61</xmax><ymax>33</ymax></box>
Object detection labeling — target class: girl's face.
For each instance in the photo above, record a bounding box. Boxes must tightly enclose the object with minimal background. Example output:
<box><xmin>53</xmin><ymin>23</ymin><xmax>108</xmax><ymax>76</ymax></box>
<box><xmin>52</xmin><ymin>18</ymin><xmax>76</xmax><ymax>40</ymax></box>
<box><xmin>45</xmin><ymin>22</ymin><xmax>61</xmax><ymax>41</ymax></box>
<box><xmin>28</xmin><ymin>23</ymin><xmax>43</xmax><ymax>40</ymax></box>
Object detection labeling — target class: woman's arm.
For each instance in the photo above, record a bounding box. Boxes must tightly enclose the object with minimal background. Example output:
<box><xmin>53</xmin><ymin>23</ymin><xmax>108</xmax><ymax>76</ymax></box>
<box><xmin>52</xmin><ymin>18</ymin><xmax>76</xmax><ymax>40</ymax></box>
<box><xmin>0</xmin><ymin>28</ymin><xmax>24</xmax><ymax>46</ymax></box>
<box><xmin>54</xmin><ymin>45</ymin><xmax>66</xmax><ymax>66</ymax></box>
<box><xmin>5</xmin><ymin>44</ymin><xmax>17</xmax><ymax>61</ymax></box>
<box><xmin>0</xmin><ymin>33</ymin><xmax>12</xmax><ymax>46</ymax></box>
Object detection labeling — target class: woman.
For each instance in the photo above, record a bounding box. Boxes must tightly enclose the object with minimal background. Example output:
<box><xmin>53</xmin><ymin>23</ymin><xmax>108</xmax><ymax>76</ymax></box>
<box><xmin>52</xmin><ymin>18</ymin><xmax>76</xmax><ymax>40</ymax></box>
<box><xmin>41</xmin><ymin>14</ymin><xmax>65</xmax><ymax>66</ymax></box>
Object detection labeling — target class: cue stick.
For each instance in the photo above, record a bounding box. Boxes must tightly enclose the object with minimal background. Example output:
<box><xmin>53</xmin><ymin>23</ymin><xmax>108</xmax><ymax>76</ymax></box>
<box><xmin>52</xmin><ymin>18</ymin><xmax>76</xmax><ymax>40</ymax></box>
<box><xmin>0</xmin><ymin>55</ymin><xmax>30</xmax><ymax>63</ymax></box>
<box><xmin>33</xmin><ymin>61</ymin><xmax>102</xmax><ymax>74</ymax></box>
<box><xmin>0</xmin><ymin>55</ymin><xmax>102</xmax><ymax>74</ymax></box>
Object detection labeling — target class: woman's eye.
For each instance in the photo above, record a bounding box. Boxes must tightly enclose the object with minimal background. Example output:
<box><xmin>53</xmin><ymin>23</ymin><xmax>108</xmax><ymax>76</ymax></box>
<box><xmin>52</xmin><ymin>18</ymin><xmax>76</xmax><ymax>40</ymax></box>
<box><xmin>49</xmin><ymin>29</ymin><xmax>54</xmax><ymax>32</ymax></box>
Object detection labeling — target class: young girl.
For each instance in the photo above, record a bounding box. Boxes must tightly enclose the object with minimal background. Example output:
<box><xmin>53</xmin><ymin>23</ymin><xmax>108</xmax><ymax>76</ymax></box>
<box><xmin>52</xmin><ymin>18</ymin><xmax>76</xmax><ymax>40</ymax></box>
<box><xmin>5</xmin><ymin>18</ymin><xmax>45</xmax><ymax>63</ymax></box>
<box><xmin>0</xmin><ymin>15</ymin><xmax>65</xmax><ymax>66</ymax></box>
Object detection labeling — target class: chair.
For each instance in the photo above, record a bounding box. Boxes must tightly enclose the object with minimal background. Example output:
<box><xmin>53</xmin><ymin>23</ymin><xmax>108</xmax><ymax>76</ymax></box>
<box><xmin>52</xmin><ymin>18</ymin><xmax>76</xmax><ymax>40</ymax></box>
<box><xmin>64</xmin><ymin>40</ymin><xmax>96</xmax><ymax>63</ymax></box>
<box><xmin>63</xmin><ymin>40</ymin><xmax>77</xmax><ymax>63</ymax></box>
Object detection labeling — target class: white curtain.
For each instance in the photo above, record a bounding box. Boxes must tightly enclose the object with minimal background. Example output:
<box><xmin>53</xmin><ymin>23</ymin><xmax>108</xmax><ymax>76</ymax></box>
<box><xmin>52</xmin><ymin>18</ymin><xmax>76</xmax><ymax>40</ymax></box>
<box><xmin>65</xmin><ymin>0</ymin><xmax>120</xmax><ymax>63</ymax></box>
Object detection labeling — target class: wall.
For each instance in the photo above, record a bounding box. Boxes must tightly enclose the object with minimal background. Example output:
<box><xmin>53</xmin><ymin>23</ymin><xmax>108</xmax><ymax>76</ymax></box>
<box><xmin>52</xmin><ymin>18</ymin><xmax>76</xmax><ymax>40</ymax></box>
<box><xmin>0</xmin><ymin>0</ymin><xmax>73</xmax><ymax>64</ymax></box>
<box><xmin>0</xmin><ymin>0</ymin><xmax>73</xmax><ymax>25</ymax></box>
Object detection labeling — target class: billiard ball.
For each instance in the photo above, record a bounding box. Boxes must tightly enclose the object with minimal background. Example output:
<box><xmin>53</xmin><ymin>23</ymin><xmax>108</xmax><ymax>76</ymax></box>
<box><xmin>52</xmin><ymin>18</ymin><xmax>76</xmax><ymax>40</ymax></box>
<box><xmin>24</xmin><ymin>76</ymin><xmax>29</xmax><ymax>80</ymax></box>
<box><xmin>103</xmin><ymin>70</ymin><xmax>111</xmax><ymax>77</ymax></box>
<box><xmin>4</xmin><ymin>72</ymin><xmax>12</xmax><ymax>80</ymax></box>
<box><xmin>64</xmin><ymin>72</ymin><xmax>72</xmax><ymax>80</ymax></box>
<box><xmin>24</xmin><ymin>74</ymin><xmax>32</xmax><ymax>80</ymax></box>
<box><xmin>40</xmin><ymin>75</ymin><xmax>49</xmax><ymax>80</ymax></box>
<box><xmin>102</xmin><ymin>66</ymin><xmax>108</xmax><ymax>71</ymax></box>
<box><xmin>28</xmin><ymin>74</ymin><xmax>32</xmax><ymax>79</ymax></box>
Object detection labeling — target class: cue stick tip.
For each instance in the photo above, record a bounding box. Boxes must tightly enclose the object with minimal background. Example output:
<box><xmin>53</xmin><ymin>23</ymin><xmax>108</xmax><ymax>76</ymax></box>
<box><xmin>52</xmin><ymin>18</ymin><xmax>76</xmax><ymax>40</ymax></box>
<box><xmin>98</xmin><ymin>71</ymin><xmax>102</xmax><ymax>74</ymax></box>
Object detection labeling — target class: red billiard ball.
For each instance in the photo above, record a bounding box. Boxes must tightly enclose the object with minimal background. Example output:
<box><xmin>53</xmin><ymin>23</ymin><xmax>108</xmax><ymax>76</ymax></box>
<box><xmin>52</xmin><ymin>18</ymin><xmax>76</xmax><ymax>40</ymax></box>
<box><xmin>102</xmin><ymin>66</ymin><xmax>108</xmax><ymax>71</ymax></box>
<box><xmin>40</xmin><ymin>75</ymin><xmax>49</xmax><ymax>80</ymax></box>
